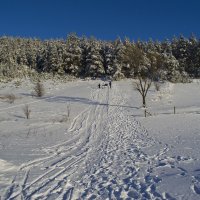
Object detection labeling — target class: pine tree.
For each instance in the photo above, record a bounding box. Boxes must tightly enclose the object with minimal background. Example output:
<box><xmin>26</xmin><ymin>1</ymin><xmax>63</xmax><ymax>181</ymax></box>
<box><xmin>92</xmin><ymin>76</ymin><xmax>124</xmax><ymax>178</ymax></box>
<box><xmin>36</xmin><ymin>42</ymin><xmax>49</xmax><ymax>72</ymax></box>
<box><xmin>85</xmin><ymin>38</ymin><xmax>104</xmax><ymax>77</ymax></box>
<box><xmin>0</xmin><ymin>35</ymin><xmax>199</xmax><ymax>81</ymax></box>
<box><xmin>185</xmin><ymin>34</ymin><xmax>199</xmax><ymax>77</ymax></box>
<box><xmin>63</xmin><ymin>33</ymin><xmax>82</xmax><ymax>76</ymax></box>
<box><xmin>100</xmin><ymin>42</ymin><xmax>113</xmax><ymax>76</ymax></box>
<box><xmin>163</xmin><ymin>53</ymin><xmax>188</xmax><ymax>82</ymax></box>
<box><xmin>112</xmin><ymin>38</ymin><xmax>125</xmax><ymax>79</ymax></box>
<box><xmin>161</xmin><ymin>39</ymin><xmax>172</xmax><ymax>54</ymax></box>
<box><xmin>172</xmin><ymin>35</ymin><xmax>189</xmax><ymax>73</ymax></box>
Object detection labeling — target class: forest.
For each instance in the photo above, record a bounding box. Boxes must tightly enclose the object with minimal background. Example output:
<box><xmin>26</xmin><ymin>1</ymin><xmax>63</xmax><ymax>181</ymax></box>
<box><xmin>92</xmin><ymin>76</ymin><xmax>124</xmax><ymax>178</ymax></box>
<box><xmin>0</xmin><ymin>34</ymin><xmax>200</xmax><ymax>82</ymax></box>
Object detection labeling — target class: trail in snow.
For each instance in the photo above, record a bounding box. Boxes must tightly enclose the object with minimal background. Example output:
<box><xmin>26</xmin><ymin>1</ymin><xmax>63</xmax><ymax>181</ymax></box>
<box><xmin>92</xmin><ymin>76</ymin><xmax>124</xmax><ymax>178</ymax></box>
<box><xmin>68</xmin><ymin>84</ymin><xmax>164</xmax><ymax>199</ymax></box>
<box><xmin>2</xmin><ymin>82</ymin><xmax>200</xmax><ymax>199</ymax></box>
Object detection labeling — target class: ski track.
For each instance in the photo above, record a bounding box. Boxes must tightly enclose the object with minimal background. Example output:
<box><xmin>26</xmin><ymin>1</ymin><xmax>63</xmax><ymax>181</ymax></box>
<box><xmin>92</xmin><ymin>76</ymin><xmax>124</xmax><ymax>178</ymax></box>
<box><xmin>2</xmin><ymin>83</ymin><xmax>200</xmax><ymax>199</ymax></box>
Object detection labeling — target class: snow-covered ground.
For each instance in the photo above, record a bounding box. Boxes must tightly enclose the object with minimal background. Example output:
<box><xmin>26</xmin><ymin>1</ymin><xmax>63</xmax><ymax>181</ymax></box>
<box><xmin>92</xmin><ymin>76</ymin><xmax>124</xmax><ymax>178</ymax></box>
<box><xmin>0</xmin><ymin>79</ymin><xmax>200</xmax><ymax>199</ymax></box>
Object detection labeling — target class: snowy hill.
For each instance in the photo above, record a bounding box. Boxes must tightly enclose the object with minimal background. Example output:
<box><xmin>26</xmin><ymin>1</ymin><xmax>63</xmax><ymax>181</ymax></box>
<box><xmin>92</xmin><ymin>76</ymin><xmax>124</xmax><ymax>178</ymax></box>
<box><xmin>0</xmin><ymin>79</ymin><xmax>200</xmax><ymax>199</ymax></box>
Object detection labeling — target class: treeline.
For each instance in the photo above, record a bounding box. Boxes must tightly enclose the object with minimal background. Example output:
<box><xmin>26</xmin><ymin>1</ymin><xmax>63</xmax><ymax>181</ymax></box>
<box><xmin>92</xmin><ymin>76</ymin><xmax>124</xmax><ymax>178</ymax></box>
<box><xmin>0</xmin><ymin>34</ymin><xmax>200</xmax><ymax>82</ymax></box>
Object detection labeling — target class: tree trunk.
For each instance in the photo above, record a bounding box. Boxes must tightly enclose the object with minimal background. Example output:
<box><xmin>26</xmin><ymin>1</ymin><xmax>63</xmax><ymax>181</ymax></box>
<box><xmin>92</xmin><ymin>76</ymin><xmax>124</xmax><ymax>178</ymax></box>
<box><xmin>142</xmin><ymin>96</ymin><xmax>146</xmax><ymax>107</ymax></box>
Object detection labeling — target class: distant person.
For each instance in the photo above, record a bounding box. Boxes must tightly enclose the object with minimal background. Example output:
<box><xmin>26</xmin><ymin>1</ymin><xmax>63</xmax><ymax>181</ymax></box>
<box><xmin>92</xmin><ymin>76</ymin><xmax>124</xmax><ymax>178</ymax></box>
<box><xmin>98</xmin><ymin>83</ymin><xmax>101</xmax><ymax>89</ymax></box>
<box><xmin>109</xmin><ymin>80</ymin><xmax>112</xmax><ymax>88</ymax></box>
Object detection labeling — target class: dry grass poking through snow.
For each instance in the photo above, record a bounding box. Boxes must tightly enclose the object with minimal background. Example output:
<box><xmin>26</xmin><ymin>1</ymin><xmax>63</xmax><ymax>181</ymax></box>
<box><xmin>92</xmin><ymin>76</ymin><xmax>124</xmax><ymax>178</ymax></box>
<box><xmin>0</xmin><ymin>93</ymin><xmax>17</xmax><ymax>104</ymax></box>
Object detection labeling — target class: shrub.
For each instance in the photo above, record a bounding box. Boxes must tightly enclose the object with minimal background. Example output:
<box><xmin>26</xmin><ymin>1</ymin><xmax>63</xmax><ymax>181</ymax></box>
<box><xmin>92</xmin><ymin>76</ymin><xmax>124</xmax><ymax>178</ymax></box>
<box><xmin>33</xmin><ymin>81</ymin><xmax>45</xmax><ymax>97</ymax></box>
<box><xmin>5</xmin><ymin>93</ymin><xmax>16</xmax><ymax>104</ymax></box>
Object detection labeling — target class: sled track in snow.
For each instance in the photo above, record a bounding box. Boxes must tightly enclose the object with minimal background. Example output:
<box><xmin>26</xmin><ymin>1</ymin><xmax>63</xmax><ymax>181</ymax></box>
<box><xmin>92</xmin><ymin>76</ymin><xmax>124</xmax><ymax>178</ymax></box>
<box><xmin>2</xmin><ymin>86</ymin><xmax>108</xmax><ymax>199</ymax></box>
<box><xmin>2</xmin><ymin>83</ymin><xmax>182</xmax><ymax>199</ymax></box>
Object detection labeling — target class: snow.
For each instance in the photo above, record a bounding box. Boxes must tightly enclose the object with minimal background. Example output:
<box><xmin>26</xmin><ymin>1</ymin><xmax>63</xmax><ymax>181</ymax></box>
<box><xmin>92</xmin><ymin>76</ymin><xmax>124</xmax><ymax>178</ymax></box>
<box><xmin>0</xmin><ymin>159</ymin><xmax>18</xmax><ymax>186</ymax></box>
<box><xmin>0</xmin><ymin>78</ymin><xmax>200</xmax><ymax>199</ymax></box>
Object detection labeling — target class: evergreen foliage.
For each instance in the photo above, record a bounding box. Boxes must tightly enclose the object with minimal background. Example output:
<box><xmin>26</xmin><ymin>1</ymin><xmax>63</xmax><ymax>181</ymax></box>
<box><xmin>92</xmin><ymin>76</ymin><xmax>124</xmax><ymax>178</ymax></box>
<box><xmin>0</xmin><ymin>34</ymin><xmax>200</xmax><ymax>82</ymax></box>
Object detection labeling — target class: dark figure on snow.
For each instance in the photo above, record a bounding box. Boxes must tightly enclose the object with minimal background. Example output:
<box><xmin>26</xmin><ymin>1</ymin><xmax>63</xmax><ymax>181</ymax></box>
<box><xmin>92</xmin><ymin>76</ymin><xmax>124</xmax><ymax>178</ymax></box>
<box><xmin>98</xmin><ymin>83</ymin><xmax>101</xmax><ymax>89</ymax></box>
<box><xmin>109</xmin><ymin>81</ymin><xmax>112</xmax><ymax>88</ymax></box>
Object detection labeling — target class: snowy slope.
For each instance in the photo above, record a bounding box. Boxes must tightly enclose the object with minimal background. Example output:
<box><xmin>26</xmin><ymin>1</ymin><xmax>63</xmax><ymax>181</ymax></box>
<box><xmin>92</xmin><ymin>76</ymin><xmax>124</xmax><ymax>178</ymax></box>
<box><xmin>0</xmin><ymin>79</ymin><xmax>200</xmax><ymax>199</ymax></box>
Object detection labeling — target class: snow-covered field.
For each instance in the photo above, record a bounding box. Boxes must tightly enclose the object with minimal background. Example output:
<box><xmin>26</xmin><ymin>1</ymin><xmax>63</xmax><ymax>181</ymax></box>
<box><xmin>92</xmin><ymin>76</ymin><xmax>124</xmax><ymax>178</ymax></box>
<box><xmin>0</xmin><ymin>79</ymin><xmax>200</xmax><ymax>200</ymax></box>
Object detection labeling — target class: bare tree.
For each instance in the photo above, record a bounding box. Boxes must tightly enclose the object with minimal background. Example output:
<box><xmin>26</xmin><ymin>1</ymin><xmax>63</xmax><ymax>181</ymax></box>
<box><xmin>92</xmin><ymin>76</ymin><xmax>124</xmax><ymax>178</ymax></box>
<box><xmin>146</xmin><ymin>51</ymin><xmax>164</xmax><ymax>81</ymax></box>
<box><xmin>122</xmin><ymin>42</ymin><xmax>153</xmax><ymax>108</ymax></box>
<box><xmin>122</xmin><ymin>41</ymin><xmax>145</xmax><ymax>77</ymax></box>
<box><xmin>23</xmin><ymin>104</ymin><xmax>31</xmax><ymax>119</ymax></box>
<box><xmin>134</xmin><ymin>77</ymin><xmax>152</xmax><ymax>108</ymax></box>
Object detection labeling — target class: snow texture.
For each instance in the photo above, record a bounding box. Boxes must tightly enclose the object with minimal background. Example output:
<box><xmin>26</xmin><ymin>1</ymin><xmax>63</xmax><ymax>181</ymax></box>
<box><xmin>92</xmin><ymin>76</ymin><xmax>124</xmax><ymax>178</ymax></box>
<box><xmin>0</xmin><ymin>79</ymin><xmax>200</xmax><ymax>199</ymax></box>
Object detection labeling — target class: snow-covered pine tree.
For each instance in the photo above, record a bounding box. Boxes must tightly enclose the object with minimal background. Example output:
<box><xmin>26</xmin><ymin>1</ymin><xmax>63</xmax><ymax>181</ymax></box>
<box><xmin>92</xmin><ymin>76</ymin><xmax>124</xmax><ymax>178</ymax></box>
<box><xmin>56</xmin><ymin>40</ymin><xmax>66</xmax><ymax>75</ymax></box>
<box><xmin>36</xmin><ymin>42</ymin><xmax>49</xmax><ymax>73</ymax></box>
<box><xmin>79</xmin><ymin>36</ymin><xmax>89</xmax><ymax>77</ymax></box>
<box><xmin>85</xmin><ymin>38</ymin><xmax>104</xmax><ymax>78</ymax></box>
<box><xmin>172</xmin><ymin>35</ymin><xmax>189</xmax><ymax>73</ymax></box>
<box><xmin>161</xmin><ymin>39</ymin><xmax>172</xmax><ymax>54</ymax></box>
<box><xmin>0</xmin><ymin>35</ymin><xmax>199</xmax><ymax>81</ymax></box>
<box><xmin>16</xmin><ymin>38</ymin><xmax>28</xmax><ymax>66</ymax></box>
<box><xmin>100</xmin><ymin>41</ymin><xmax>113</xmax><ymax>76</ymax></box>
<box><xmin>154</xmin><ymin>40</ymin><xmax>162</xmax><ymax>53</ymax></box>
<box><xmin>112</xmin><ymin>38</ymin><xmax>125</xmax><ymax>80</ymax></box>
<box><xmin>185</xmin><ymin>34</ymin><xmax>199</xmax><ymax>77</ymax></box>
<box><xmin>0</xmin><ymin>37</ymin><xmax>16</xmax><ymax>65</ymax></box>
<box><xmin>50</xmin><ymin>41</ymin><xmax>63</xmax><ymax>75</ymax></box>
<box><xmin>147</xmin><ymin>38</ymin><xmax>157</xmax><ymax>52</ymax></box>
<box><xmin>25</xmin><ymin>39</ymin><xmax>37</xmax><ymax>70</ymax></box>
<box><xmin>0</xmin><ymin>37</ymin><xmax>19</xmax><ymax>78</ymax></box>
<box><xmin>162</xmin><ymin>53</ymin><xmax>188</xmax><ymax>82</ymax></box>
<box><xmin>193</xmin><ymin>40</ymin><xmax>200</xmax><ymax>77</ymax></box>
<box><xmin>64</xmin><ymin>33</ymin><xmax>82</xmax><ymax>76</ymax></box>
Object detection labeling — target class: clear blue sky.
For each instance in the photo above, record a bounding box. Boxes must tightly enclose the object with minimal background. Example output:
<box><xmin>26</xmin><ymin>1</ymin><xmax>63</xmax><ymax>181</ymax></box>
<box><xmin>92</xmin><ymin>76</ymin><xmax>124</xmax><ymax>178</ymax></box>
<box><xmin>0</xmin><ymin>0</ymin><xmax>199</xmax><ymax>41</ymax></box>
